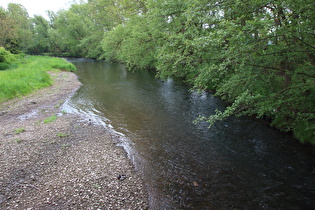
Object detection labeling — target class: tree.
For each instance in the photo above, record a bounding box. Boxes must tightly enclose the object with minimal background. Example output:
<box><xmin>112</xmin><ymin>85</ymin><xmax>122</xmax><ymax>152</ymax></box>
<box><xmin>51</xmin><ymin>2</ymin><xmax>108</xmax><ymax>57</ymax></box>
<box><xmin>89</xmin><ymin>0</ymin><xmax>148</xmax><ymax>27</ymax></box>
<box><xmin>7</xmin><ymin>3</ymin><xmax>32</xmax><ymax>53</ymax></box>
<box><xmin>102</xmin><ymin>15</ymin><xmax>157</xmax><ymax>69</ymax></box>
<box><xmin>29</xmin><ymin>15</ymin><xmax>52</xmax><ymax>54</ymax></box>
<box><xmin>101</xmin><ymin>0</ymin><xmax>315</xmax><ymax>143</ymax></box>
<box><xmin>194</xmin><ymin>0</ymin><xmax>315</xmax><ymax>144</ymax></box>
<box><xmin>0</xmin><ymin>7</ymin><xmax>17</xmax><ymax>50</ymax></box>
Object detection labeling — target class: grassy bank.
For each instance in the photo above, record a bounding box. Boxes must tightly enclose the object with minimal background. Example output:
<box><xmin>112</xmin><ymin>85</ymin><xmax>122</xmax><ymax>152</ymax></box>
<box><xmin>0</xmin><ymin>56</ymin><xmax>76</xmax><ymax>102</ymax></box>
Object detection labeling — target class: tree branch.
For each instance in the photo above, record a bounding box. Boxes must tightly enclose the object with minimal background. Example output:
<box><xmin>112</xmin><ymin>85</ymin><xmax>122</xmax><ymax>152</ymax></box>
<box><xmin>246</xmin><ymin>63</ymin><xmax>284</xmax><ymax>72</ymax></box>
<box><xmin>295</xmin><ymin>37</ymin><xmax>315</xmax><ymax>50</ymax></box>
<box><xmin>272</xmin><ymin>83</ymin><xmax>315</xmax><ymax>98</ymax></box>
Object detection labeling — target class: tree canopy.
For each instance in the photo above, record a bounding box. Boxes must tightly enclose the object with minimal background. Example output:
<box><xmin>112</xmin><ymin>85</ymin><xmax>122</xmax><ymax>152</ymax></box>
<box><xmin>0</xmin><ymin>0</ymin><xmax>314</xmax><ymax>144</ymax></box>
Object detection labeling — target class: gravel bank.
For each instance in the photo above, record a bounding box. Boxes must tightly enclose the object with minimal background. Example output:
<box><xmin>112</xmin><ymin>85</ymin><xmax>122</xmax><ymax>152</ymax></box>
<box><xmin>0</xmin><ymin>71</ymin><xmax>149</xmax><ymax>209</ymax></box>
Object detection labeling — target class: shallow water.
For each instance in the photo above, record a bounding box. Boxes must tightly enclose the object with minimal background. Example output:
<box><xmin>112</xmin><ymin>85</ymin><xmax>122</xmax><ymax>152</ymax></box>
<box><xmin>64</xmin><ymin>59</ymin><xmax>315</xmax><ymax>209</ymax></box>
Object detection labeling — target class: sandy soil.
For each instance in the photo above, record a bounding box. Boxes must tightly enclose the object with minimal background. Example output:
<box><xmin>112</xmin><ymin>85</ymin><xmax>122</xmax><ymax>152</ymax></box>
<box><xmin>0</xmin><ymin>71</ymin><xmax>149</xmax><ymax>209</ymax></box>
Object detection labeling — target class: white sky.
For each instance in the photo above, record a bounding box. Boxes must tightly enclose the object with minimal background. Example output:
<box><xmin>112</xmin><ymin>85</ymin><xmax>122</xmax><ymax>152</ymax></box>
<box><xmin>0</xmin><ymin>0</ymin><xmax>74</xmax><ymax>18</ymax></box>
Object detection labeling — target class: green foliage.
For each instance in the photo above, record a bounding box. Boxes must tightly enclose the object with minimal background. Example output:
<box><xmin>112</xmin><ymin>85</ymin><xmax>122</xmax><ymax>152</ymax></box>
<box><xmin>102</xmin><ymin>15</ymin><xmax>157</xmax><ymax>69</ymax></box>
<box><xmin>15</xmin><ymin>138</ymin><xmax>23</xmax><ymax>144</ymax></box>
<box><xmin>14</xmin><ymin>127</ymin><xmax>25</xmax><ymax>134</ymax></box>
<box><xmin>0</xmin><ymin>8</ymin><xmax>17</xmax><ymax>50</ymax></box>
<box><xmin>44</xmin><ymin>115</ymin><xmax>58</xmax><ymax>124</ymax></box>
<box><xmin>28</xmin><ymin>15</ymin><xmax>51</xmax><ymax>54</ymax></box>
<box><xmin>100</xmin><ymin>0</ymin><xmax>315</xmax><ymax>144</ymax></box>
<box><xmin>200</xmin><ymin>0</ymin><xmax>315</xmax><ymax>144</ymax></box>
<box><xmin>0</xmin><ymin>62</ymin><xmax>10</xmax><ymax>70</ymax></box>
<box><xmin>57</xmin><ymin>133</ymin><xmax>68</xmax><ymax>138</ymax></box>
<box><xmin>0</xmin><ymin>47</ymin><xmax>16</xmax><ymax>70</ymax></box>
<box><xmin>47</xmin><ymin>3</ymin><xmax>108</xmax><ymax>58</ymax></box>
<box><xmin>7</xmin><ymin>3</ymin><xmax>33</xmax><ymax>52</ymax></box>
<box><xmin>61</xmin><ymin>143</ymin><xmax>69</xmax><ymax>149</ymax></box>
<box><xmin>0</xmin><ymin>3</ymin><xmax>33</xmax><ymax>53</ymax></box>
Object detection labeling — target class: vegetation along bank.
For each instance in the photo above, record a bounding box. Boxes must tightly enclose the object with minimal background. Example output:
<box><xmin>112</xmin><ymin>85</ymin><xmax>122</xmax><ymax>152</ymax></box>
<box><xmin>1</xmin><ymin>0</ymin><xmax>314</xmax><ymax>144</ymax></box>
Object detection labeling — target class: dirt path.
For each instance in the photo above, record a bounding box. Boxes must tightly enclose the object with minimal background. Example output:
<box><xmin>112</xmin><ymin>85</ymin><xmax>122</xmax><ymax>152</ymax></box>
<box><xmin>0</xmin><ymin>71</ymin><xmax>148</xmax><ymax>209</ymax></box>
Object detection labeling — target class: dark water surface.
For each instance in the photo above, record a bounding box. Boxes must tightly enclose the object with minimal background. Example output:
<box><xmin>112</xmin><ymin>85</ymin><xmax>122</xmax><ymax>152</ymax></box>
<box><xmin>64</xmin><ymin>59</ymin><xmax>315</xmax><ymax>209</ymax></box>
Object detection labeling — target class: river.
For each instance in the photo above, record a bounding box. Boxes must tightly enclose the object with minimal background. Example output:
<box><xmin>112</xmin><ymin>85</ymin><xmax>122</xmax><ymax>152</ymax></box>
<box><xmin>64</xmin><ymin>58</ymin><xmax>315</xmax><ymax>209</ymax></box>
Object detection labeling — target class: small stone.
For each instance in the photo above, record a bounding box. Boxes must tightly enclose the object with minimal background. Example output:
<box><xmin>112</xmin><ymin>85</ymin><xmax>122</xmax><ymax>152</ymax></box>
<box><xmin>0</xmin><ymin>111</ymin><xmax>7</xmax><ymax>116</ymax></box>
<box><xmin>117</xmin><ymin>175</ymin><xmax>127</xmax><ymax>180</ymax></box>
<box><xmin>192</xmin><ymin>181</ymin><xmax>199</xmax><ymax>187</ymax></box>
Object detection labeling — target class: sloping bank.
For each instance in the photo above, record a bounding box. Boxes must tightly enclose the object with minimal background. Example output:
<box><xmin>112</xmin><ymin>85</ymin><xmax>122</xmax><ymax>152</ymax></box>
<box><xmin>0</xmin><ymin>70</ymin><xmax>148</xmax><ymax>208</ymax></box>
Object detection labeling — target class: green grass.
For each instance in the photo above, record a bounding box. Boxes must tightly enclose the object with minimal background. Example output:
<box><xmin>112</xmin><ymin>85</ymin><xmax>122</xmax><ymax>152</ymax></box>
<box><xmin>15</xmin><ymin>128</ymin><xmax>25</xmax><ymax>134</ymax></box>
<box><xmin>54</xmin><ymin>100</ymin><xmax>64</xmax><ymax>108</ymax></box>
<box><xmin>57</xmin><ymin>132</ymin><xmax>68</xmax><ymax>138</ymax></box>
<box><xmin>61</xmin><ymin>143</ymin><xmax>69</xmax><ymax>149</ymax></box>
<box><xmin>44</xmin><ymin>115</ymin><xmax>58</xmax><ymax>123</ymax></box>
<box><xmin>0</xmin><ymin>55</ymin><xmax>77</xmax><ymax>102</ymax></box>
<box><xmin>15</xmin><ymin>138</ymin><xmax>23</xmax><ymax>144</ymax></box>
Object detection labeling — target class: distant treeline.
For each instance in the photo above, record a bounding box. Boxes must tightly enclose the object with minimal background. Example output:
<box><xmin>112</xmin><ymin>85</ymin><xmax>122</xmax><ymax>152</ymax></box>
<box><xmin>1</xmin><ymin>0</ymin><xmax>314</xmax><ymax>144</ymax></box>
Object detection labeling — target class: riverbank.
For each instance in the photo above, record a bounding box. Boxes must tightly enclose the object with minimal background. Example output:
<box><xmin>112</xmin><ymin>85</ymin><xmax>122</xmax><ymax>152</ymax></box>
<box><xmin>0</xmin><ymin>71</ymin><xmax>148</xmax><ymax>209</ymax></box>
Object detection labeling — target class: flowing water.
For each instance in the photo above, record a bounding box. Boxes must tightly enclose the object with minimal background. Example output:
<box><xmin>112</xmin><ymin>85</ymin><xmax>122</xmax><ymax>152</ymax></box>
<box><xmin>64</xmin><ymin>59</ymin><xmax>315</xmax><ymax>209</ymax></box>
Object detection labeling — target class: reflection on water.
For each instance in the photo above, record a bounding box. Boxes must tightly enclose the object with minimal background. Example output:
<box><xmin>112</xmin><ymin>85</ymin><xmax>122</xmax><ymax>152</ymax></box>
<box><xmin>64</xmin><ymin>59</ymin><xmax>315</xmax><ymax>209</ymax></box>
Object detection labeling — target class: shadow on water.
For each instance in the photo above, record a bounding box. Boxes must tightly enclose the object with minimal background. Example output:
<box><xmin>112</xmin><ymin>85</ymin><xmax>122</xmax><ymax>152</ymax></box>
<box><xmin>64</xmin><ymin>58</ymin><xmax>315</xmax><ymax>209</ymax></box>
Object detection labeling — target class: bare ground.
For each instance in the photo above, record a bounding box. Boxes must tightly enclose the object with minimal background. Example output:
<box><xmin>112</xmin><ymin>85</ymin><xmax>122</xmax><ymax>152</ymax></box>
<box><xmin>0</xmin><ymin>71</ymin><xmax>149</xmax><ymax>209</ymax></box>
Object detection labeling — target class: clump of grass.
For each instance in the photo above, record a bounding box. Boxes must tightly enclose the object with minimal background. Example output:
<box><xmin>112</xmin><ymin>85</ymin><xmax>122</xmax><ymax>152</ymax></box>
<box><xmin>15</xmin><ymin>138</ymin><xmax>23</xmax><ymax>144</ymax></box>
<box><xmin>15</xmin><ymin>128</ymin><xmax>25</xmax><ymax>134</ymax></box>
<box><xmin>61</xmin><ymin>144</ymin><xmax>69</xmax><ymax>149</ymax></box>
<box><xmin>44</xmin><ymin>115</ymin><xmax>57</xmax><ymax>123</ymax></box>
<box><xmin>54</xmin><ymin>100</ymin><xmax>64</xmax><ymax>108</ymax></box>
<box><xmin>57</xmin><ymin>133</ymin><xmax>68</xmax><ymax>138</ymax></box>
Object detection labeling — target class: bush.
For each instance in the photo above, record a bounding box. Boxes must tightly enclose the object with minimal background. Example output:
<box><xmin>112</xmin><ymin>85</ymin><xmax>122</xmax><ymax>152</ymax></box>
<box><xmin>0</xmin><ymin>62</ymin><xmax>10</xmax><ymax>70</ymax></box>
<box><xmin>0</xmin><ymin>47</ymin><xmax>16</xmax><ymax>70</ymax></box>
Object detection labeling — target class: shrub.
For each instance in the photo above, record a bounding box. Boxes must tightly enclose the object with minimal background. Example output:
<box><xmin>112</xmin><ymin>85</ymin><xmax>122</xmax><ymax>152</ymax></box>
<box><xmin>0</xmin><ymin>47</ymin><xmax>16</xmax><ymax>70</ymax></box>
<box><xmin>0</xmin><ymin>62</ymin><xmax>10</xmax><ymax>70</ymax></box>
